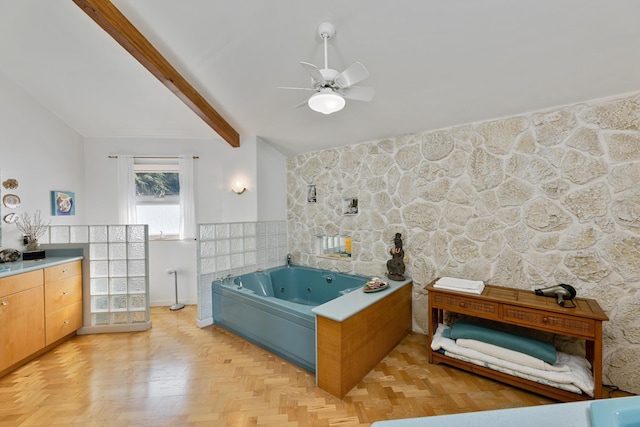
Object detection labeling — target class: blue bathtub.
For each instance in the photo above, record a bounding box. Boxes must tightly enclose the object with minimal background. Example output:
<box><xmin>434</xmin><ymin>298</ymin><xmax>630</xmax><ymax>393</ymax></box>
<box><xmin>212</xmin><ymin>266</ymin><xmax>369</xmax><ymax>372</ymax></box>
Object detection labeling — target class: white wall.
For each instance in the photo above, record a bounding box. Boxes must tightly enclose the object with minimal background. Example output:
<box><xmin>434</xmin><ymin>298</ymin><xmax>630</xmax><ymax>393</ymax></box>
<box><xmin>82</xmin><ymin>135</ymin><xmax>260</xmax><ymax>224</ymax></box>
<box><xmin>82</xmin><ymin>134</ymin><xmax>284</xmax><ymax>306</ymax></box>
<box><xmin>0</xmin><ymin>70</ymin><xmax>85</xmax><ymax>249</ymax></box>
<box><xmin>256</xmin><ymin>136</ymin><xmax>287</xmax><ymax>221</ymax></box>
<box><xmin>149</xmin><ymin>239</ymin><xmax>197</xmax><ymax>306</ymax></box>
<box><xmin>0</xmin><ymin>68</ymin><xmax>289</xmax><ymax>307</ymax></box>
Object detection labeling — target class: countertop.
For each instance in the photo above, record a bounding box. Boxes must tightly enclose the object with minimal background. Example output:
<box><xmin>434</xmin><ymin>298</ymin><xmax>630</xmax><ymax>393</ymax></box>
<box><xmin>0</xmin><ymin>255</ymin><xmax>84</xmax><ymax>279</ymax></box>
<box><xmin>371</xmin><ymin>396</ymin><xmax>640</xmax><ymax>427</ymax></box>
<box><xmin>312</xmin><ymin>277</ymin><xmax>412</xmax><ymax>322</ymax></box>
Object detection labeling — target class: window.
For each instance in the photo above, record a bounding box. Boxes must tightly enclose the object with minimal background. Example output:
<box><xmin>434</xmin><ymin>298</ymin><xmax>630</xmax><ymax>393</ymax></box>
<box><xmin>117</xmin><ymin>155</ymin><xmax>196</xmax><ymax>240</ymax></box>
<box><xmin>134</xmin><ymin>162</ymin><xmax>180</xmax><ymax>239</ymax></box>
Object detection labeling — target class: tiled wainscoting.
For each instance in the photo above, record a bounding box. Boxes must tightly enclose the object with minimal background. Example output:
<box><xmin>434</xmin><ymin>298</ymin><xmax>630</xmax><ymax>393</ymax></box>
<box><xmin>196</xmin><ymin>220</ymin><xmax>287</xmax><ymax>325</ymax></box>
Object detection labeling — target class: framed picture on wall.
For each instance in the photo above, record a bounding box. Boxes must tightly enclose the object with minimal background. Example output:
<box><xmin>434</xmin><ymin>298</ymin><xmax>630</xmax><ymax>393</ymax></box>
<box><xmin>307</xmin><ymin>185</ymin><xmax>317</xmax><ymax>203</ymax></box>
<box><xmin>51</xmin><ymin>190</ymin><xmax>75</xmax><ymax>216</ymax></box>
<box><xmin>343</xmin><ymin>198</ymin><xmax>358</xmax><ymax>215</ymax></box>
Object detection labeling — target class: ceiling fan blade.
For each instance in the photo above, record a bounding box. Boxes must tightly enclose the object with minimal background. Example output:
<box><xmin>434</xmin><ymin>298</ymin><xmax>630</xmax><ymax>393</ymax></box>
<box><xmin>334</xmin><ymin>62</ymin><xmax>369</xmax><ymax>88</ymax></box>
<box><xmin>277</xmin><ymin>86</ymin><xmax>314</xmax><ymax>91</ymax></box>
<box><xmin>294</xmin><ymin>99</ymin><xmax>309</xmax><ymax>109</ymax></box>
<box><xmin>340</xmin><ymin>86</ymin><xmax>375</xmax><ymax>102</ymax></box>
<box><xmin>300</xmin><ymin>62</ymin><xmax>326</xmax><ymax>85</ymax></box>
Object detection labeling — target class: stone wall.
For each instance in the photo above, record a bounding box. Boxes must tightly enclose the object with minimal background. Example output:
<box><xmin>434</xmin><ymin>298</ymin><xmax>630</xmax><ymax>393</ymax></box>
<box><xmin>286</xmin><ymin>92</ymin><xmax>640</xmax><ymax>395</ymax></box>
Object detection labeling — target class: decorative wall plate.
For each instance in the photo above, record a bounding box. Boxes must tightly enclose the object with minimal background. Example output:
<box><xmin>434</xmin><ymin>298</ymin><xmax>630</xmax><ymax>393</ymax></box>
<box><xmin>2</xmin><ymin>193</ymin><xmax>20</xmax><ymax>208</ymax></box>
<box><xmin>2</xmin><ymin>178</ymin><xmax>18</xmax><ymax>190</ymax></box>
<box><xmin>3</xmin><ymin>213</ymin><xmax>18</xmax><ymax>223</ymax></box>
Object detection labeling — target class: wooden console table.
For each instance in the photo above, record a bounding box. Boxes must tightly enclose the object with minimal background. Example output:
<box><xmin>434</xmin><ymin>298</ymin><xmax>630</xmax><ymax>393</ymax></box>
<box><xmin>426</xmin><ymin>279</ymin><xmax>608</xmax><ymax>401</ymax></box>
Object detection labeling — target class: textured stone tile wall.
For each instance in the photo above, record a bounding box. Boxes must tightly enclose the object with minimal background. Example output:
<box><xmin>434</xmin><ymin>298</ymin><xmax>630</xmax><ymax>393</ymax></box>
<box><xmin>287</xmin><ymin>93</ymin><xmax>640</xmax><ymax>394</ymax></box>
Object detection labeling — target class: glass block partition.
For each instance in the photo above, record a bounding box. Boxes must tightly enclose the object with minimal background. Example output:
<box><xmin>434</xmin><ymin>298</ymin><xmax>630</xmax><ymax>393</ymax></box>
<box><xmin>41</xmin><ymin>224</ymin><xmax>150</xmax><ymax>330</ymax></box>
<box><xmin>196</xmin><ymin>220</ymin><xmax>287</xmax><ymax>325</ymax></box>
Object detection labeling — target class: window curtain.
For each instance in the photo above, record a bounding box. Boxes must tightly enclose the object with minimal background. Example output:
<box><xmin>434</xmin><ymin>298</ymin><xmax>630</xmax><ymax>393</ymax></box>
<box><xmin>179</xmin><ymin>156</ymin><xmax>196</xmax><ymax>240</ymax></box>
<box><xmin>116</xmin><ymin>155</ymin><xmax>137</xmax><ymax>224</ymax></box>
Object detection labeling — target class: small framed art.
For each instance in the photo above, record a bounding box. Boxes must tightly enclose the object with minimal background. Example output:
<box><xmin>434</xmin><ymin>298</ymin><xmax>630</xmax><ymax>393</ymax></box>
<box><xmin>307</xmin><ymin>185</ymin><xmax>317</xmax><ymax>203</ymax></box>
<box><xmin>51</xmin><ymin>190</ymin><xmax>75</xmax><ymax>216</ymax></box>
<box><xmin>343</xmin><ymin>198</ymin><xmax>358</xmax><ymax>215</ymax></box>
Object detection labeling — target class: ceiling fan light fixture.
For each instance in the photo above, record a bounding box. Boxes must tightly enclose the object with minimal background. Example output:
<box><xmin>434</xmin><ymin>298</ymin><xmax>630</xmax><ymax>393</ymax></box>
<box><xmin>308</xmin><ymin>89</ymin><xmax>345</xmax><ymax>114</ymax></box>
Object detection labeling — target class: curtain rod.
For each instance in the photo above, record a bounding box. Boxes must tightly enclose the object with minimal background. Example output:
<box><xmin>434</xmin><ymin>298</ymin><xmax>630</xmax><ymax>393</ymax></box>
<box><xmin>108</xmin><ymin>155</ymin><xmax>199</xmax><ymax>159</ymax></box>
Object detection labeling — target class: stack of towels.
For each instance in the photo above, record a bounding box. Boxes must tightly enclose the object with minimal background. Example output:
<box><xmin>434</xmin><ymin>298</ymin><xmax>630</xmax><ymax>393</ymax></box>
<box><xmin>431</xmin><ymin>322</ymin><xmax>595</xmax><ymax>396</ymax></box>
<box><xmin>434</xmin><ymin>277</ymin><xmax>485</xmax><ymax>295</ymax></box>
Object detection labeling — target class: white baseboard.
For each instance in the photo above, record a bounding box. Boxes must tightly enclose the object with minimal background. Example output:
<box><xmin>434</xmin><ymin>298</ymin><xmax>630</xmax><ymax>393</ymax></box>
<box><xmin>78</xmin><ymin>321</ymin><xmax>152</xmax><ymax>334</ymax></box>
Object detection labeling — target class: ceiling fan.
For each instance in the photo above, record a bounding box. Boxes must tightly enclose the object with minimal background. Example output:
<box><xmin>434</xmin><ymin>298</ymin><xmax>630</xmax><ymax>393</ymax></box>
<box><xmin>279</xmin><ymin>22</ymin><xmax>375</xmax><ymax>115</ymax></box>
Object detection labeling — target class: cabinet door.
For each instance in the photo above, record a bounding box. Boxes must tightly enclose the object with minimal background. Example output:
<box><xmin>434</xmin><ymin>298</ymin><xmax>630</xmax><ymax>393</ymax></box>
<box><xmin>0</xmin><ymin>286</ymin><xmax>45</xmax><ymax>371</ymax></box>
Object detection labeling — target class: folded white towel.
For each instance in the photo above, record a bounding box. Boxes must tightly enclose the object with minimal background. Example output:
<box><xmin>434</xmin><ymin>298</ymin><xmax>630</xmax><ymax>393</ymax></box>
<box><xmin>436</xmin><ymin>277</ymin><xmax>485</xmax><ymax>290</ymax></box>
<box><xmin>433</xmin><ymin>283</ymin><xmax>485</xmax><ymax>295</ymax></box>
<box><xmin>430</xmin><ymin>324</ymin><xmax>594</xmax><ymax>396</ymax></box>
<box><xmin>456</xmin><ymin>338</ymin><xmax>571</xmax><ymax>372</ymax></box>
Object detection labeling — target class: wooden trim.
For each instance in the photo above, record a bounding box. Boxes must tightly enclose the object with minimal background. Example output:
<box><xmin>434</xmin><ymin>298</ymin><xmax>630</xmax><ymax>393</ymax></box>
<box><xmin>72</xmin><ymin>0</ymin><xmax>240</xmax><ymax>148</ymax></box>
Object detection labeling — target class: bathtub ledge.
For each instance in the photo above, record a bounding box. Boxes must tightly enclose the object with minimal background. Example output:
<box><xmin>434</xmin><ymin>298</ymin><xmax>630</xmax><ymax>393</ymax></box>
<box><xmin>312</xmin><ymin>277</ymin><xmax>412</xmax><ymax>322</ymax></box>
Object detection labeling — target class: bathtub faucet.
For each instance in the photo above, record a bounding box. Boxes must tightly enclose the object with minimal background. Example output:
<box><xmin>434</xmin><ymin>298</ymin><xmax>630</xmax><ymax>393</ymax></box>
<box><xmin>286</xmin><ymin>253</ymin><xmax>292</xmax><ymax>268</ymax></box>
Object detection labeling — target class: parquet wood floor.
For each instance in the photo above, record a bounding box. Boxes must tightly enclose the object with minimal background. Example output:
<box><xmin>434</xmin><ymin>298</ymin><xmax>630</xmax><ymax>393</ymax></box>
<box><xmin>0</xmin><ymin>306</ymin><xmax>625</xmax><ymax>426</ymax></box>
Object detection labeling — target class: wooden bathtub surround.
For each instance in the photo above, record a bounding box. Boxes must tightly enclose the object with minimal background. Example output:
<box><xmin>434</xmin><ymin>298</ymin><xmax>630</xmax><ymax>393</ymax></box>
<box><xmin>316</xmin><ymin>280</ymin><xmax>412</xmax><ymax>398</ymax></box>
<box><xmin>426</xmin><ymin>279</ymin><xmax>609</xmax><ymax>402</ymax></box>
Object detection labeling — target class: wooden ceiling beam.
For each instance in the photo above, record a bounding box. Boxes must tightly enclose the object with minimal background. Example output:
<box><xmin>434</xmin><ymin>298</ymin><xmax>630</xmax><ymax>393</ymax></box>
<box><xmin>73</xmin><ymin>0</ymin><xmax>240</xmax><ymax>148</ymax></box>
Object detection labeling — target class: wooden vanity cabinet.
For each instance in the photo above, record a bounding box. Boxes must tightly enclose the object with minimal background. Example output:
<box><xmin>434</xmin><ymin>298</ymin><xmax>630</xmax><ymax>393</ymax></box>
<box><xmin>0</xmin><ymin>259</ymin><xmax>83</xmax><ymax>376</ymax></box>
<box><xmin>0</xmin><ymin>270</ymin><xmax>45</xmax><ymax>372</ymax></box>
<box><xmin>44</xmin><ymin>261</ymin><xmax>83</xmax><ymax>345</ymax></box>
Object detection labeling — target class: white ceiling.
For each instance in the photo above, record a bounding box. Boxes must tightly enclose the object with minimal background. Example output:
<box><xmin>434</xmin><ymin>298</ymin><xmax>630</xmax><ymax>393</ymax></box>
<box><xmin>1</xmin><ymin>1</ymin><xmax>640</xmax><ymax>155</ymax></box>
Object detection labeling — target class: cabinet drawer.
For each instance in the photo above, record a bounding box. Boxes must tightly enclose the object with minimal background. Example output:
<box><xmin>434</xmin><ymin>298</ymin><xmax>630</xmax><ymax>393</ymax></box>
<box><xmin>45</xmin><ymin>275</ymin><xmax>82</xmax><ymax>315</ymax></box>
<box><xmin>44</xmin><ymin>261</ymin><xmax>81</xmax><ymax>284</ymax></box>
<box><xmin>431</xmin><ymin>293</ymin><xmax>500</xmax><ymax>319</ymax></box>
<box><xmin>503</xmin><ymin>305</ymin><xmax>597</xmax><ymax>338</ymax></box>
<box><xmin>45</xmin><ymin>301</ymin><xmax>82</xmax><ymax>346</ymax></box>
<box><xmin>0</xmin><ymin>270</ymin><xmax>43</xmax><ymax>297</ymax></box>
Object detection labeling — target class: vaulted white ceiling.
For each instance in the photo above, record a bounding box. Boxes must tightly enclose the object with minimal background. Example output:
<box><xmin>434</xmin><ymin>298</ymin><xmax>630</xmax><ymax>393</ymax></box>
<box><xmin>2</xmin><ymin>1</ymin><xmax>640</xmax><ymax>155</ymax></box>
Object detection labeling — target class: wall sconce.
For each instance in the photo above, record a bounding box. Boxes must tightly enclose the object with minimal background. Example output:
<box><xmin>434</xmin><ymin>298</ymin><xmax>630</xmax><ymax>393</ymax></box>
<box><xmin>231</xmin><ymin>180</ymin><xmax>246</xmax><ymax>195</ymax></box>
